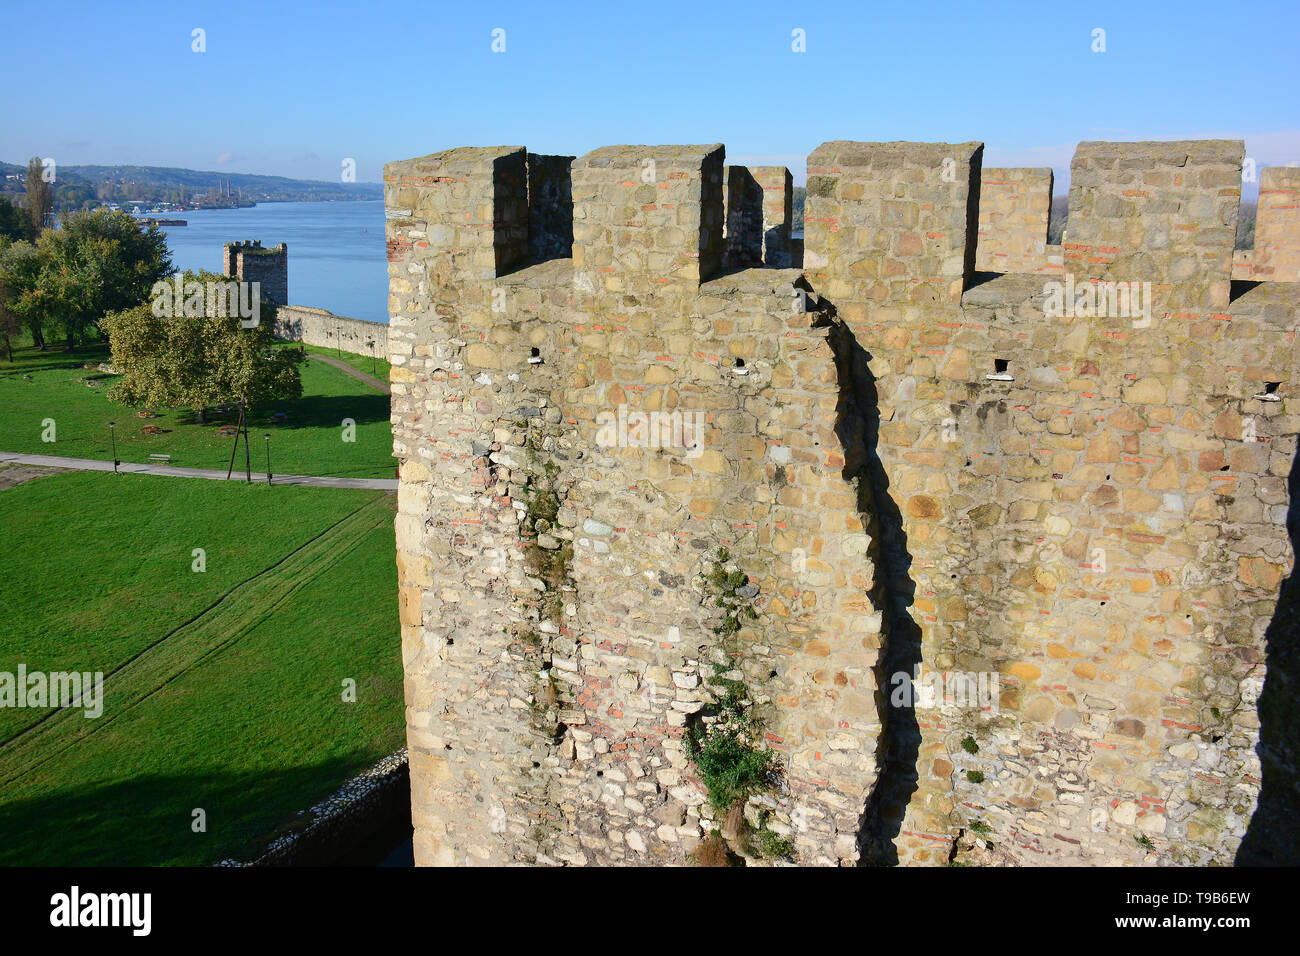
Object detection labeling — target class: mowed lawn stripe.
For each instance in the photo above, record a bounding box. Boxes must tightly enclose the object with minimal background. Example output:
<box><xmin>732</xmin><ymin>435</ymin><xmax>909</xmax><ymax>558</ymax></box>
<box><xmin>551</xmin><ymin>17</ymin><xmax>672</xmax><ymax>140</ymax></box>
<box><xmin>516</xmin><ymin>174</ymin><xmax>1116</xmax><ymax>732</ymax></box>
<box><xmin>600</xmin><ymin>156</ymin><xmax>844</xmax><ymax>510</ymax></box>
<box><xmin>0</xmin><ymin>492</ymin><xmax>392</xmax><ymax>782</ymax></box>
<box><xmin>0</xmin><ymin>471</ymin><xmax>381</xmax><ymax>741</ymax></box>
<box><xmin>0</xmin><ymin>514</ymin><xmax>403</xmax><ymax>866</ymax></box>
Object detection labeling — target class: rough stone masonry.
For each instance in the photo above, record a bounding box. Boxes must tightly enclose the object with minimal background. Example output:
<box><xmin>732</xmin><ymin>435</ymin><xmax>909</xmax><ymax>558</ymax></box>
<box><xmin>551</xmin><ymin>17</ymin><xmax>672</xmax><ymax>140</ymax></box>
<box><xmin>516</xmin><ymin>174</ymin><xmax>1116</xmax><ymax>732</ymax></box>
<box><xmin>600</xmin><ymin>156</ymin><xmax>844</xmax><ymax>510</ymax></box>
<box><xmin>223</xmin><ymin>239</ymin><xmax>288</xmax><ymax>306</ymax></box>
<box><xmin>384</xmin><ymin>139</ymin><xmax>1300</xmax><ymax>866</ymax></box>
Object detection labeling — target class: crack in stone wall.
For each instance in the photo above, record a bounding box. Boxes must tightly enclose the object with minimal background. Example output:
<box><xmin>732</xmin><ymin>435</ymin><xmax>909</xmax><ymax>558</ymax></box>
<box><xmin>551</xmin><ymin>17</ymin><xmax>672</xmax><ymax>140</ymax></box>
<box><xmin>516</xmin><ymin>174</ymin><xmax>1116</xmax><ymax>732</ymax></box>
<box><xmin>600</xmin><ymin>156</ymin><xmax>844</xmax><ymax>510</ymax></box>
<box><xmin>389</xmin><ymin>138</ymin><xmax>1300</xmax><ymax>867</ymax></box>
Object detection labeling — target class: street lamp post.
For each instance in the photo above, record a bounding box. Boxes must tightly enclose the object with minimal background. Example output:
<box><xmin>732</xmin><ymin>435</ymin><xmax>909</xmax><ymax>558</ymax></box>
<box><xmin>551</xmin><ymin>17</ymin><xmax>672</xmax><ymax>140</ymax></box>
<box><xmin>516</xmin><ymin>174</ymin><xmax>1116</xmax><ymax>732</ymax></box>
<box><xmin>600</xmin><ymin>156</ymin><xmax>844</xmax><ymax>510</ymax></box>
<box><xmin>264</xmin><ymin>434</ymin><xmax>272</xmax><ymax>486</ymax></box>
<box><xmin>108</xmin><ymin>421</ymin><xmax>118</xmax><ymax>474</ymax></box>
<box><xmin>241</xmin><ymin>399</ymin><xmax>251</xmax><ymax>484</ymax></box>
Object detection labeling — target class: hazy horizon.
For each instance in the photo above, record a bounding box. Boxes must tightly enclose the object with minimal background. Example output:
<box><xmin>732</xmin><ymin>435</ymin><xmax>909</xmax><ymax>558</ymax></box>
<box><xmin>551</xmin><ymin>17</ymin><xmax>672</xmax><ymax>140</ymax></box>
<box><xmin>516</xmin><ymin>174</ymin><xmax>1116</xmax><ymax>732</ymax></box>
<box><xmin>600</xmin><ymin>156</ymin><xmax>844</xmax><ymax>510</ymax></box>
<box><xmin>2</xmin><ymin>0</ymin><xmax>1295</xmax><ymax>194</ymax></box>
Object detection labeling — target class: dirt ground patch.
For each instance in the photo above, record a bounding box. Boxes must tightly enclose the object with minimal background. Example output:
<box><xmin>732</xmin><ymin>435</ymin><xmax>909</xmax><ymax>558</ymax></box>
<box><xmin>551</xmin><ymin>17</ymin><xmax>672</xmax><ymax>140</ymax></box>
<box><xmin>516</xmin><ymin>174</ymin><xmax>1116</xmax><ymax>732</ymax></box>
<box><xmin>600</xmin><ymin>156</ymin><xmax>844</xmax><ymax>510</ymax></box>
<box><xmin>0</xmin><ymin>464</ymin><xmax>64</xmax><ymax>491</ymax></box>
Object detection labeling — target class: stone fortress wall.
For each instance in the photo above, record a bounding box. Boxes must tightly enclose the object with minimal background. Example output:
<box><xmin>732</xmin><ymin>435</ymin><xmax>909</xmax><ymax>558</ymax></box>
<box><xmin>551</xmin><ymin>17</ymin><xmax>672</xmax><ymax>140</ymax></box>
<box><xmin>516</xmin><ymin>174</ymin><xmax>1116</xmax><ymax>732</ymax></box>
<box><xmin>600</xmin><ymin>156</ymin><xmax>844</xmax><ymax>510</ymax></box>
<box><xmin>974</xmin><ymin>166</ymin><xmax>1059</xmax><ymax>275</ymax></box>
<box><xmin>220</xmin><ymin>238</ymin><xmax>389</xmax><ymax>356</ymax></box>
<box><xmin>223</xmin><ymin>239</ymin><xmax>289</xmax><ymax>307</ymax></box>
<box><xmin>1235</xmin><ymin>167</ymin><xmax>1300</xmax><ymax>282</ymax></box>
<box><xmin>272</xmin><ymin>305</ymin><xmax>389</xmax><ymax>357</ymax></box>
<box><xmin>384</xmin><ymin>138</ymin><xmax>1300</xmax><ymax>866</ymax></box>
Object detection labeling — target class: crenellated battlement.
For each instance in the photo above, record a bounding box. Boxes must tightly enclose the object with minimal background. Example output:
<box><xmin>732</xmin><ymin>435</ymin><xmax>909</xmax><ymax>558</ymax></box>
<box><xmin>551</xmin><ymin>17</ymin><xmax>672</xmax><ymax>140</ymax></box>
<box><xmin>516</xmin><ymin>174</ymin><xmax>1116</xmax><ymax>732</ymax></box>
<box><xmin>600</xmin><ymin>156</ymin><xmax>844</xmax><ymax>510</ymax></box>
<box><xmin>570</xmin><ymin>143</ymin><xmax>726</xmax><ymax>290</ymax></box>
<box><xmin>222</xmin><ymin>239</ymin><xmax>288</xmax><ymax>305</ymax></box>
<box><xmin>1061</xmin><ymin>140</ymin><xmax>1243</xmax><ymax>311</ymax></box>
<box><xmin>1249</xmin><ymin>165</ymin><xmax>1300</xmax><ymax>282</ymax></box>
<box><xmin>387</xmin><ymin>137</ymin><xmax>1300</xmax><ymax>868</ymax></box>
<box><xmin>804</xmin><ymin>140</ymin><xmax>983</xmax><ymax>306</ymax></box>
<box><xmin>385</xmin><ymin>140</ymin><xmax>1297</xmax><ymax>306</ymax></box>
<box><xmin>976</xmin><ymin>167</ymin><xmax>1054</xmax><ymax>274</ymax></box>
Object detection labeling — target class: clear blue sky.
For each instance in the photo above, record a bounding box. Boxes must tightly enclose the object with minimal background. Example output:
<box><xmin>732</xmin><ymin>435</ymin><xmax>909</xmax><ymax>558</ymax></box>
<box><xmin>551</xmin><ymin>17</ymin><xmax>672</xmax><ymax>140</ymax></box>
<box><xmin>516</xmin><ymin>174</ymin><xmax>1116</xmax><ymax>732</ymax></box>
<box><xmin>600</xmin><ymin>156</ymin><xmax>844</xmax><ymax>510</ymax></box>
<box><xmin>3</xmin><ymin>0</ymin><xmax>1296</xmax><ymax>191</ymax></box>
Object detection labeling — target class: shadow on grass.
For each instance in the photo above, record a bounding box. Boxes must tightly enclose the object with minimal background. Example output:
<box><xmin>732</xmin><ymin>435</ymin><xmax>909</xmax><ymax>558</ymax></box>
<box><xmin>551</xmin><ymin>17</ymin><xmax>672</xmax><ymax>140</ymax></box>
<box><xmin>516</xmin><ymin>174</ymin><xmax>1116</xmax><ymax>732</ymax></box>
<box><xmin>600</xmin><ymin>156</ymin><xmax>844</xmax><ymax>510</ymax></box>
<box><xmin>0</xmin><ymin>345</ymin><xmax>113</xmax><ymax>377</ymax></box>
<box><xmin>171</xmin><ymin>394</ymin><xmax>391</xmax><ymax>431</ymax></box>
<box><xmin>279</xmin><ymin>393</ymin><xmax>391</xmax><ymax>430</ymax></box>
<box><xmin>0</xmin><ymin>751</ymin><xmax>400</xmax><ymax>866</ymax></box>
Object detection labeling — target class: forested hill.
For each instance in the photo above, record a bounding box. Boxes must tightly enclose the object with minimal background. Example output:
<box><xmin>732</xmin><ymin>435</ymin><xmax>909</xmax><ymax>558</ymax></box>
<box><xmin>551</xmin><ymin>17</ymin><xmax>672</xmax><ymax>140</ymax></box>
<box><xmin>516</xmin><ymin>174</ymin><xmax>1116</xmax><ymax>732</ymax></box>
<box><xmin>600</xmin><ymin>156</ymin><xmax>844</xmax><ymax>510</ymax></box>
<box><xmin>0</xmin><ymin>161</ymin><xmax>382</xmax><ymax>211</ymax></box>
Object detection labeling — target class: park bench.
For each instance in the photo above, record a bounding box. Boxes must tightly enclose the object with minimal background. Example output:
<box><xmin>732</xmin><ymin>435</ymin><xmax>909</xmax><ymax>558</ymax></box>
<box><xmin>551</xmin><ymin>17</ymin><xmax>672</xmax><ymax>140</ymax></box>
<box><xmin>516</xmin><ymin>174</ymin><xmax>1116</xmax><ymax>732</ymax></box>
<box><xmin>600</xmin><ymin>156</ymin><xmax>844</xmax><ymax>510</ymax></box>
<box><xmin>148</xmin><ymin>454</ymin><xmax>172</xmax><ymax>464</ymax></box>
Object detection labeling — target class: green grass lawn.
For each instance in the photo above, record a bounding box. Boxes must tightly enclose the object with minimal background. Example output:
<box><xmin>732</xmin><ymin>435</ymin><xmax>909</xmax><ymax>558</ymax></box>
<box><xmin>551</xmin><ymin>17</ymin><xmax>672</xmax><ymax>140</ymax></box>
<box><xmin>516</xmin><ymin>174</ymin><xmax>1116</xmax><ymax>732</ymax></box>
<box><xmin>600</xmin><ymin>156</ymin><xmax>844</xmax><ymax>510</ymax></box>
<box><xmin>0</xmin><ymin>470</ymin><xmax>404</xmax><ymax>865</ymax></box>
<box><xmin>297</xmin><ymin>341</ymin><xmax>392</xmax><ymax>382</ymax></box>
<box><xmin>0</xmin><ymin>339</ymin><xmax>394</xmax><ymax>480</ymax></box>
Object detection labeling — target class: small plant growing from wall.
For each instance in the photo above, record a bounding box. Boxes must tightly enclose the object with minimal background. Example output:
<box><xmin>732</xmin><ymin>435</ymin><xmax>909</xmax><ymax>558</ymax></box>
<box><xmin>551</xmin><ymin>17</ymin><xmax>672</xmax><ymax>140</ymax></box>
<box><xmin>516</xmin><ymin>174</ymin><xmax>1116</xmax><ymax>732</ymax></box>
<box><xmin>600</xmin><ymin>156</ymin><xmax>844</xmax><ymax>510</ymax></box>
<box><xmin>511</xmin><ymin>410</ymin><xmax>579</xmax><ymax>862</ymax></box>
<box><xmin>966</xmin><ymin>770</ymin><xmax>985</xmax><ymax>784</ymax></box>
<box><xmin>684</xmin><ymin>548</ymin><xmax>790</xmax><ymax>862</ymax></box>
<box><xmin>1134</xmin><ymin>833</ymin><xmax>1155</xmax><ymax>851</ymax></box>
<box><xmin>961</xmin><ymin>736</ymin><xmax>979</xmax><ymax>754</ymax></box>
<box><xmin>751</xmin><ymin>810</ymin><xmax>795</xmax><ymax>858</ymax></box>
<box><xmin>515</xmin><ymin>418</ymin><xmax>575</xmax><ymax>790</ymax></box>
<box><xmin>690</xmin><ymin>830</ymin><xmax>741</xmax><ymax>867</ymax></box>
<box><xmin>684</xmin><ymin>672</ymin><xmax>777</xmax><ymax>812</ymax></box>
<box><xmin>704</xmin><ymin>547</ymin><xmax>759</xmax><ymax>637</ymax></box>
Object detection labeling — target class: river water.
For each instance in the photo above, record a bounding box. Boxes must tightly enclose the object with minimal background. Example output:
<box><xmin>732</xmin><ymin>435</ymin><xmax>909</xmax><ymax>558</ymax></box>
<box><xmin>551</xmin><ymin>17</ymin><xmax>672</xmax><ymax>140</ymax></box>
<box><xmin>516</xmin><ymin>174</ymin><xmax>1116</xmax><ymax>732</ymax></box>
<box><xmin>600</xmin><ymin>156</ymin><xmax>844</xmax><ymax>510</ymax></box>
<box><xmin>139</xmin><ymin>199</ymin><xmax>803</xmax><ymax>328</ymax></box>
<box><xmin>139</xmin><ymin>200</ymin><xmax>389</xmax><ymax>324</ymax></box>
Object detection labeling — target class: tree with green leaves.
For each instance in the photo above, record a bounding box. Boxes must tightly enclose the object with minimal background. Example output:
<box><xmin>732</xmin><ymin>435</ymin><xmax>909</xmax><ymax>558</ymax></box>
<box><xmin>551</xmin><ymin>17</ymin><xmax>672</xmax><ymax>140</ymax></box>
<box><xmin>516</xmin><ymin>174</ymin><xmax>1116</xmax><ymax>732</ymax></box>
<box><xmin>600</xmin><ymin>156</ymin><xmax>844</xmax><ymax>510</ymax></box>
<box><xmin>101</xmin><ymin>270</ymin><xmax>304</xmax><ymax>423</ymax></box>
<box><xmin>23</xmin><ymin>157</ymin><xmax>53</xmax><ymax>239</ymax></box>
<box><xmin>0</xmin><ymin>197</ymin><xmax>29</xmax><ymax>242</ymax></box>
<box><xmin>36</xmin><ymin>207</ymin><xmax>171</xmax><ymax>348</ymax></box>
<box><xmin>0</xmin><ymin>239</ymin><xmax>51</xmax><ymax>350</ymax></box>
<box><xmin>0</xmin><ymin>240</ymin><xmax>21</xmax><ymax>362</ymax></box>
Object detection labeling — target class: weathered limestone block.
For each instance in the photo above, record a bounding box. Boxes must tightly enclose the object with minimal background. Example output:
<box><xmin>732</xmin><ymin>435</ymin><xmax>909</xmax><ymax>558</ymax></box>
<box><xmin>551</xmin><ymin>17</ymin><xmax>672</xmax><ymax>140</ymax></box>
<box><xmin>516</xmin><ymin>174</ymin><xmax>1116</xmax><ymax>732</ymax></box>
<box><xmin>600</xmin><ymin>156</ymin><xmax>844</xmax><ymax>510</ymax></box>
<box><xmin>1064</xmin><ymin>140</ymin><xmax>1243</xmax><ymax>312</ymax></box>
<box><xmin>571</xmin><ymin>143</ymin><xmax>725</xmax><ymax>293</ymax></box>
<box><xmin>804</xmin><ymin>140</ymin><xmax>983</xmax><ymax>313</ymax></box>
<box><xmin>1253</xmin><ymin>165</ymin><xmax>1300</xmax><ymax>282</ymax></box>
<box><xmin>976</xmin><ymin>167</ymin><xmax>1053</xmax><ymax>273</ymax></box>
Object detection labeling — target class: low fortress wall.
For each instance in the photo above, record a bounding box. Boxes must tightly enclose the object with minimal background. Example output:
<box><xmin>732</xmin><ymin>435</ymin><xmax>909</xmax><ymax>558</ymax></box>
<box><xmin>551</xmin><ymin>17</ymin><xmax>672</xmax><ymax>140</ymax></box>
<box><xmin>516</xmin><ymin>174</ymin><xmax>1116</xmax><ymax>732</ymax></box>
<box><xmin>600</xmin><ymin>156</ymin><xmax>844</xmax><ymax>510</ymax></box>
<box><xmin>385</xmin><ymin>139</ymin><xmax>1300</xmax><ymax>866</ymax></box>
<box><xmin>219</xmin><ymin>239</ymin><xmax>389</xmax><ymax>356</ymax></box>
<box><xmin>273</xmin><ymin>305</ymin><xmax>389</xmax><ymax>357</ymax></box>
<box><xmin>219</xmin><ymin>751</ymin><xmax>409</xmax><ymax>866</ymax></box>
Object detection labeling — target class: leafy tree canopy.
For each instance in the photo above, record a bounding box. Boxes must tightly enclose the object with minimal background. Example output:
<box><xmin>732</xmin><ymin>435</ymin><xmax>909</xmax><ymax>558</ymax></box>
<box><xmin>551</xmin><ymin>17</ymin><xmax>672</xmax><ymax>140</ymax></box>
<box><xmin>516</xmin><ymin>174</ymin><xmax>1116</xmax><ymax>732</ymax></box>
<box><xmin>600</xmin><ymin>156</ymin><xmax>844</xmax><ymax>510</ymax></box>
<box><xmin>0</xmin><ymin>239</ymin><xmax>52</xmax><ymax>350</ymax></box>
<box><xmin>102</xmin><ymin>269</ymin><xmax>303</xmax><ymax>418</ymax></box>
<box><xmin>0</xmin><ymin>197</ymin><xmax>29</xmax><ymax>242</ymax></box>
<box><xmin>36</xmin><ymin>207</ymin><xmax>171</xmax><ymax>347</ymax></box>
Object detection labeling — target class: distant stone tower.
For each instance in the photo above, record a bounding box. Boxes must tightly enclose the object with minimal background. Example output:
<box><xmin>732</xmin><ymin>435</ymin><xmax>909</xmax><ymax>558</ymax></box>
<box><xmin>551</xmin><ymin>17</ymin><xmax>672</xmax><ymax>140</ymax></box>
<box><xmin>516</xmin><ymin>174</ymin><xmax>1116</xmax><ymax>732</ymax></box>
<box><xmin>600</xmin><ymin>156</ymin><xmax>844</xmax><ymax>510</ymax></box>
<box><xmin>222</xmin><ymin>239</ymin><xmax>288</xmax><ymax>306</ymax></box>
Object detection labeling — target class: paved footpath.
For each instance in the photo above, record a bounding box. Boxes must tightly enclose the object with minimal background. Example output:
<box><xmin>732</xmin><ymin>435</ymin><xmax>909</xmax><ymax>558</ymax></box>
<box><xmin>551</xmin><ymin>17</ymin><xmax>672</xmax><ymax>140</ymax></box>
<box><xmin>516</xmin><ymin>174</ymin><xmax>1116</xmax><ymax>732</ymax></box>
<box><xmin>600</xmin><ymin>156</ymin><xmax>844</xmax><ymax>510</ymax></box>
<box><xmin>309</xmin><ymin>354</ymin><xmax>391</xmax><ymax>394</ymax></box>
<box><xmin>0</xmin><ymin>451</ymin><xmax>397</xmax><ymax>490</ymax></box>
